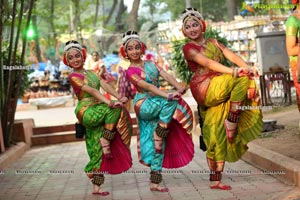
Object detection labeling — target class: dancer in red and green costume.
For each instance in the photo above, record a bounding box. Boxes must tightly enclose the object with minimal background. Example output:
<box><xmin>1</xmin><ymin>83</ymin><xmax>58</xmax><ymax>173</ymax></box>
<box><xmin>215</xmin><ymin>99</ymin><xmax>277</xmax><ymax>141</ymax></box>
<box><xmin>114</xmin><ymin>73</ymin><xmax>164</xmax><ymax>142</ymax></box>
<box><xmin>64</xmin><ymin>40</ymin><xmax>133</xmax><ymax>196</ymax></box>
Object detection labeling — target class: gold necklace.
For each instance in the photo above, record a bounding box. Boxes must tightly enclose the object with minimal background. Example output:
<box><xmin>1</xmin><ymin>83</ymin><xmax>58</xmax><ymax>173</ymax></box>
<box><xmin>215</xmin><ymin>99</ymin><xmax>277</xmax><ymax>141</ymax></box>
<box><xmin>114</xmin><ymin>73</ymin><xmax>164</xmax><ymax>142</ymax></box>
<box><xmin>75</xmin><ymin>69</ymin><xmax>97</xmax><ymax>88</ymax></box>
<box><xmin>191</xmin><ymin>39</ymin><xmax>206</xmax><ymax>46</ymax></box>
<box><xmin>130</xmin><ymin>60</ymin><xmax>144</xmax><ymax>68</ymax></box>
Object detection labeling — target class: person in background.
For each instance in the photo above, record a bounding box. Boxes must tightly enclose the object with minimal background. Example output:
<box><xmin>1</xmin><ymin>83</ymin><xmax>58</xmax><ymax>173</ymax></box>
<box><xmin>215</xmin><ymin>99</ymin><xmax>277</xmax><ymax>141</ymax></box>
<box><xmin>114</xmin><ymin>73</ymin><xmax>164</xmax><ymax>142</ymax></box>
<box><xmin>64</xmin><ymin>40</ymin><xmax>133</xmax><ymax>196</ymax></box>
<box><xmin>181</xmin><ymin>8</ymin><xmax>262</xmax><ymax>190</ymax></box>
<box><xmin>120</xmin><ymin>30</ymin><xmax>194</xmax><ymax>192</ymax></box>
<box><xmin>89</xmin><ymin>51</ymin><xmax>102</xmax><ymax>70</ymax></box>
<box><xmin>92</xmin><ymin>51</ymin><xmax>116</xmax><ymax>100</ymax></box>
<box><xmin>82</xmin><ymin>44</ymin><xmax>93</xmax><ymax>70</ymax></box>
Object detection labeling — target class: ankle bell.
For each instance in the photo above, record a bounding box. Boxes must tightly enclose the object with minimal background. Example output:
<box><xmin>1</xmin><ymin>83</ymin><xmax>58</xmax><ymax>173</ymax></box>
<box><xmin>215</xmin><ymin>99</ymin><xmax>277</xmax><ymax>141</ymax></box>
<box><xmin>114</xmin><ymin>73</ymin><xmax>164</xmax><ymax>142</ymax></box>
<box><xmin>92</xmin><ymin>174</ymin><xmax>105</xmax><ymax>186</ymax></box>
<box><xmin>150</xmin><ymin>171</ymin><xmax>162</xmax><ymax>184</ymax></box>
<box><xmin>102</xmin><ymin>128</ymin><xmax>116</xmax><ymax>141</ymax></box>
<box><xmin>155</xmin><ymin>125</ymin><xmax>169</xmax><ymax>138</ymax></box>
<box><xmin>209</xmin><ymin>171</ymin><xmax>222</xmax><ymax>181</ymax></box>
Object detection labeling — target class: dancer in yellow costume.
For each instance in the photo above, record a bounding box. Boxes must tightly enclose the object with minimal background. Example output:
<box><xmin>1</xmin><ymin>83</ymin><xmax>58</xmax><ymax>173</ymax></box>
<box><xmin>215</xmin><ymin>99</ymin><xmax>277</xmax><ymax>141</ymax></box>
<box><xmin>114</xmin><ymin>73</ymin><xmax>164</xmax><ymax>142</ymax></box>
<box><xmin>181</xmin><ymin>8</ymin><xmax>263</xmax><ymax>190</ymax></box>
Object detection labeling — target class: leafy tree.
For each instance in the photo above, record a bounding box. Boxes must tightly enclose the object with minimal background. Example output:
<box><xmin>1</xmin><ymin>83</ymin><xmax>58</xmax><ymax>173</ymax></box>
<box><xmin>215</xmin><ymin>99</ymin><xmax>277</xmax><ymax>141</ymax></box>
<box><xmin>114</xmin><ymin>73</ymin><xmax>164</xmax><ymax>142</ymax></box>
<box><xmin>154</xmin><ymin>0</ymin><xmax>248</xmax><ymax>22</ymax></box>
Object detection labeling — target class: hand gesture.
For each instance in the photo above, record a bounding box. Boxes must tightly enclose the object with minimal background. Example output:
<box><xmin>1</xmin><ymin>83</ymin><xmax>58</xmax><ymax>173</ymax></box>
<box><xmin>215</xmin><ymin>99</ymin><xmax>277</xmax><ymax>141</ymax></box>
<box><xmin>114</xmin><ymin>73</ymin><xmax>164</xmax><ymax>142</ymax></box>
<box><xmin>178</xmin><ymin>87</ymin><xmax>187</xmax><ymax>95</ymax></box>
<box><xmin>108</xmin><ymin>101</ymin><xmax>123</xmax><ymax>108</ymax></box>
<box><xmin>237</xmin><ymin>67</ymin><xmax>249</xmax><ymax>77</ymax></box>
<box><xmin>118</xmin><ymin>96</ymin><xmax>128</xmax><ymax>104</ymax></box>
<box><xmin>167</xmin><ymin>92</ymin><xmax>181</xmax><ymax>101</ymax></box>
<box><xmin>248</xmin><ymin>67</ymin><xmax>259</xmax><ymax>78</ymax></box>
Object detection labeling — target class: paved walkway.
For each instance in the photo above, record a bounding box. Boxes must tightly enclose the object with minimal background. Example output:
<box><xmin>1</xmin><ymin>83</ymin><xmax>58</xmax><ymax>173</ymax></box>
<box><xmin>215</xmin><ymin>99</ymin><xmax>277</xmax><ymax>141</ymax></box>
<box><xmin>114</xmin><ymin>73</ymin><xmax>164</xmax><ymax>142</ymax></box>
<box><xmin>0</xmin><ymin>135</ymin><xmax>297</xmax><ymax>200</ymax></box>
<box><xmin>0</xmin><ymin>97</ymin><xmax>298</xmax><ymax>200</ymax></box>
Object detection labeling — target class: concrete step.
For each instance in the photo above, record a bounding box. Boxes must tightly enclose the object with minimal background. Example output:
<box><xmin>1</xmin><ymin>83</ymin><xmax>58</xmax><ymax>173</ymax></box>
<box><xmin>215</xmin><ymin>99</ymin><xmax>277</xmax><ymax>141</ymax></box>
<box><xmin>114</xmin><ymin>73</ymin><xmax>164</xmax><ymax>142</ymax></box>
<box><xmin>33</xmin><ymin>124</ymin><xmax>74</xmax><ymax>135</ymax></box>
<box><xmin>31</xmin><ymin>131</ymin><xmax>83</xmax><ymax>146</ymax></box>
<box><xmin>31</xmin><ymin>115</ymin><xmax>139</xmax><ymax>146</ymax></box>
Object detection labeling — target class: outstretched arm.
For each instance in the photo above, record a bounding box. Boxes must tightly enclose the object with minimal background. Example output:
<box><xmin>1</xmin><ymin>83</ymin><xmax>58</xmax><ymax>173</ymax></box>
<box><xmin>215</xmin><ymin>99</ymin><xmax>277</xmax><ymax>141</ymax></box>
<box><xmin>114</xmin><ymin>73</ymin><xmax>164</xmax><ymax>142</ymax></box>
<box><xmin>81</xmin><ymin>84</ymin><xmax>111</xmax><ymax>105</ymax></box>
<box><xmin>159</xmin><ymin>70</ymin><xmax>183</xmax><ymax>90</ymax></box>
<box><xmin>210</xmin><ymin>39</ymin><xmax>248</xmax><ymax>68</ymax></box>
<box><xmin>186</xmin><ymin>43</ymin><xmax>249</xmax><ymax>77</ymax></box>
<box><xmin>192</xmin><ymin>51</ymin><xmax>234</xmax><ymax>74</ymax></box>
<box><xmin>100</xmin><ymin>79</ymin><xmax>122</xmax><ymax>100</ymax></box>
<box><xmin>136</xmin><ymin>79</ymin><xmax>181</xmax><ymax>100</ymax></box>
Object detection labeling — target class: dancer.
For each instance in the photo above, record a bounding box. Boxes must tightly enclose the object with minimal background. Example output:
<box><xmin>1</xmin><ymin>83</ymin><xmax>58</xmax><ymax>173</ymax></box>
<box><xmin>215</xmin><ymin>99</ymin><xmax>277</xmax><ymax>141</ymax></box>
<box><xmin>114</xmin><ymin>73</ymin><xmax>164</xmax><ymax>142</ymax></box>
<box><xmin>119</xmin><ymin>30</ymin><xmax>194</xmax><ymax>192</ymax></box>
<box><xmin>286</xmin><ymin>0</ymin><xmax>300</xmax><ymax>115</ymax></box>
<box><xmin>64</xmin><ymin>40</ymin><xmax>132</xmax><ymax>196</ymax></box>
<box><xmin>181</xmin><ymin>8</ymin><xmax>262</xmax><ymax>190</ymax></box>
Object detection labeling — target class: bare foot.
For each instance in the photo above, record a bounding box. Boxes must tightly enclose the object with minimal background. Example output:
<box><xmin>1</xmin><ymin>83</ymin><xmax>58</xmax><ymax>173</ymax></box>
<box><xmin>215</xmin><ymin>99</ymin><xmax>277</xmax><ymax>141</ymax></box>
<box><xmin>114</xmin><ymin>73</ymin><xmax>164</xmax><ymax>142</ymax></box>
<box><xmin>92</xmin><ymin>184</ymin><xmax>110</xmax><ymax>196</ymax></box>
<box><xmin>150</xmin><ymin>183</ymin><xmax>169</xmax><ymax>192</ymax></box>
<box><xmin>210</xmin><ymin>181</ymin><xmax>232</xmax><ymax>190</ymax></box>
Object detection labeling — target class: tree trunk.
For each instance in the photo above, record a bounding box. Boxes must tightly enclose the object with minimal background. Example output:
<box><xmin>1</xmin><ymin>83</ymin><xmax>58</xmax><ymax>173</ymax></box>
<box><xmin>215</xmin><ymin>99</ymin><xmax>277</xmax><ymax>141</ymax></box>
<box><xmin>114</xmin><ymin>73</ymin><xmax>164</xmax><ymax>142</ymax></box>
<box><xmin>115</xmin><ymin>0</ymin><xmax>126</xmax><ymax>31</ymax></box>
<box><xmin>0</xmin><ymin>0</ymin><xmax>5</xmax><ymax>113</ymax></box>
<box><xmin>5</xmin><ymin>0</ymin><xmax>26</xmax><ymax>146</ymax></box>
<box><xmin>226</xmin><ymin>0</ymin><xmax>237</xmax><ymax>21</ymax></box>
<box><xmin>32</xmin><ymin>15</ymin><xmax>42</xmax><ymax>62</ymax></box>
<box><xmin>103</xmin><ymin>0</ymin><xmax>117</xmax><ymax>27</ymax></box>
<box><xmin>50</xmin><ymin>0</ymin><xmax>57</xmax><ymax>43</ymax></box>
<box><xmin>2</xmin><ymin>0</ymin><xmax>17</xmax><ymax>147</ymax></box>
<box><xmin>93</xmin><ymin>0</ymin><xmax>99</xmax><ymax>29</ymax></box>
<box><xmin>72</xmin><ymin>0</ymin><xmax>81</xmax><ymax>41</ymax></box>
<box><xmin>0</xmin><ymin>120</ymin><xmax>4</xmax><ymax>152</ymax></box>
<box><xmin>126</xmin><ymin>0</ymin><xmax>140</xmax><ymax>31</ymax></box>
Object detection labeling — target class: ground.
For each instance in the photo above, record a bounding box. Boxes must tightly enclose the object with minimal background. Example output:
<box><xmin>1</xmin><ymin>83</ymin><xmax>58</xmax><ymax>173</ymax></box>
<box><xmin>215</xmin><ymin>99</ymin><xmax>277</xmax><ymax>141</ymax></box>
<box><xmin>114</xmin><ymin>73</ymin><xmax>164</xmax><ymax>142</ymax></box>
<box><xmin>253</xmin><ymin>104</ymin><xmax>300</xmax><ymax>161</ymax></box>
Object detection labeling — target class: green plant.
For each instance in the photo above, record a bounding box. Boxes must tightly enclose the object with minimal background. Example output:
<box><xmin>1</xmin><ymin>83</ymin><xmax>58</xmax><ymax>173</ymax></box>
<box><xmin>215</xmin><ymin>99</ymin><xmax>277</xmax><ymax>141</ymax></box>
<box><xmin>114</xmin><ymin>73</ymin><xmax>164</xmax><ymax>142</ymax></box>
<box><xmin>1</xmin><ymin>43</ymin><xmax>30</xmax><ymax>99</ymax></box>
<box><xmin>171</xmin><ymin>27</ymin><xmax>232</xmax><ymax>84</ymax></box>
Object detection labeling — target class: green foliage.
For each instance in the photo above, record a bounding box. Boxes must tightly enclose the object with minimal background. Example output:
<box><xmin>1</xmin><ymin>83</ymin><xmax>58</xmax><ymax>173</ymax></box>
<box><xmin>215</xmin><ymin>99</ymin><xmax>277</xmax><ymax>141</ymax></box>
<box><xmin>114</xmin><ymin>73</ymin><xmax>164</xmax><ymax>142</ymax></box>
<box><xmin>159</xmin><ymin>0</ymin><xmax>240</xmax><ymax>22</ymax></box>
<box><xmin>171</xmin><ymin>27</ymin><xmax>232</xmax><ymax>84</ymax></box>
<box><xmin>171</xmin><ymin>38</ymin><xmax>192</xmax><ymax>84</ymax></box>
<box><xmin>1</xmin><ymin>43</ymin><xmax>30</xmax><ymax>99</ymax></box>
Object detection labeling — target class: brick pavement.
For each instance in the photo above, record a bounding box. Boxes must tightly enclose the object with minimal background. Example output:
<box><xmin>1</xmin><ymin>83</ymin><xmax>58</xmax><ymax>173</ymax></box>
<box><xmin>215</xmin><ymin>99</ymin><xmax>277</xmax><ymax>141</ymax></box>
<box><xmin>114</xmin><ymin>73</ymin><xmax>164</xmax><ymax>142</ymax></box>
<box><xmin>5</xmin><ymin>96</ymin><xmax>300</xmax><ymax>199</ymax></box>
<box><xmin>0</xmin><ymin>134</ymin><xmax>297</xmax><ymax>200</ymax></box>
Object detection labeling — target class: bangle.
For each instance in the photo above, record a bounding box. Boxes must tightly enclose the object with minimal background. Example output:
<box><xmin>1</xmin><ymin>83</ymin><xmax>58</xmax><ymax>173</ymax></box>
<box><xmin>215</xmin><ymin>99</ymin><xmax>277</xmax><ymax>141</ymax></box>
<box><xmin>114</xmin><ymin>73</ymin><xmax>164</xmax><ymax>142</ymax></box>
<box><xmin>232</xmin><ymin>67</ymin><xmax>238</xmax><ymax>78</ymax></box>
<box><xmin>167</xmin><ymin>93</ymin><xmax>173</xmax><ymax>101</ymax></box>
